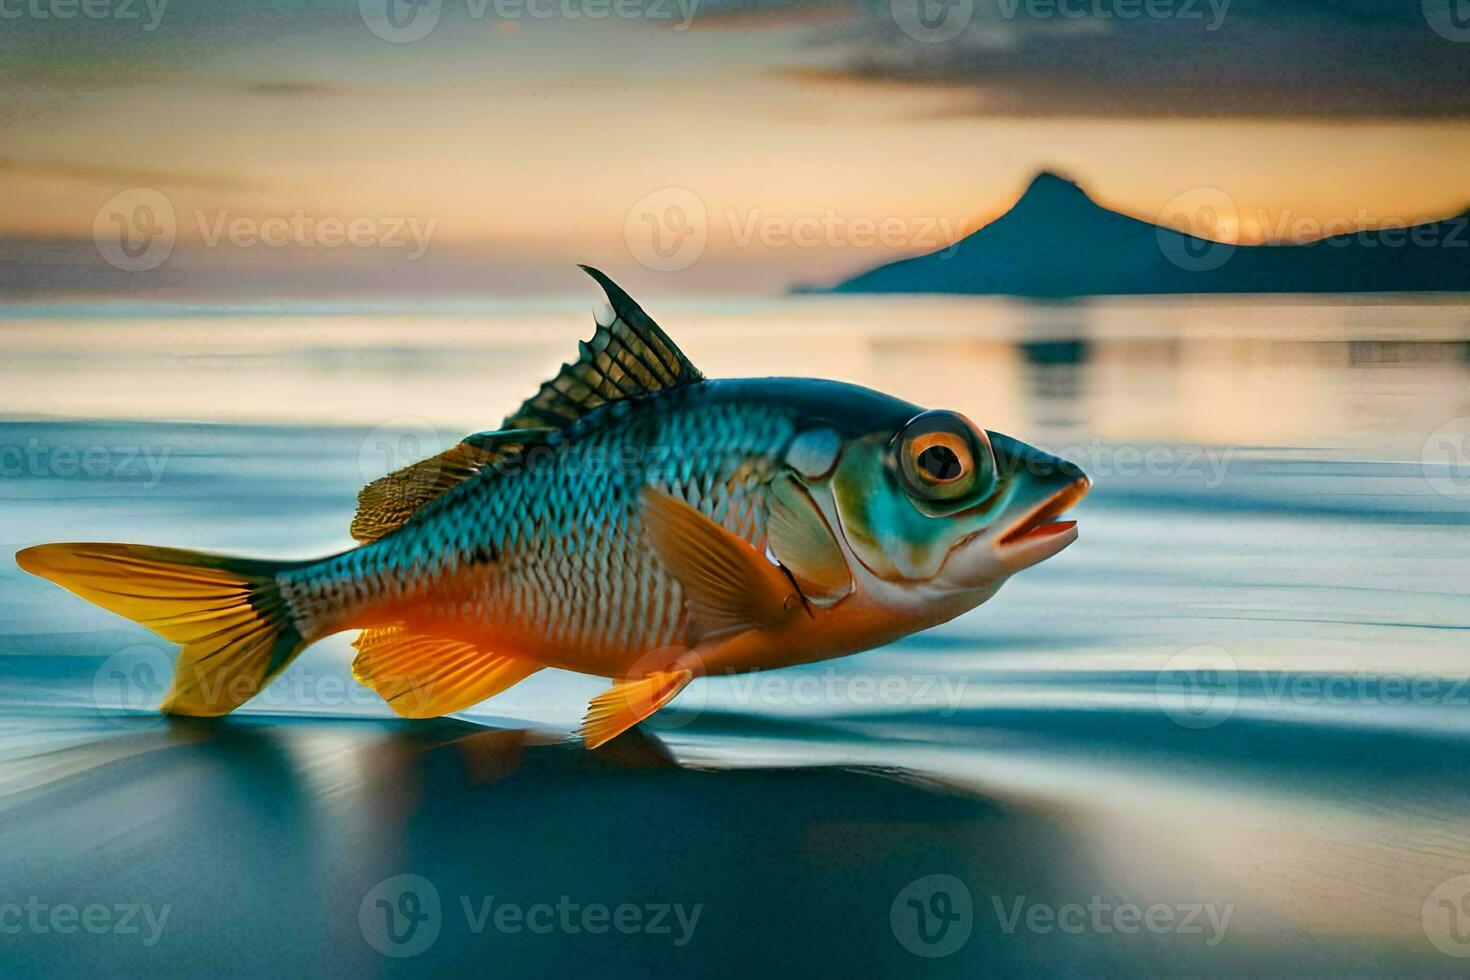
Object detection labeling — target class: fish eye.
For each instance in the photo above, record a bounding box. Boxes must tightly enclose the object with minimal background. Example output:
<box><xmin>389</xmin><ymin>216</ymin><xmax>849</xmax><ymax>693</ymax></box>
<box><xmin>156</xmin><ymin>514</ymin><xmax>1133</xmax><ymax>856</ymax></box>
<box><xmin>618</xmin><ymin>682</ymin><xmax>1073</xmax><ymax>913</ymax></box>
<box><xmin>894</xmin><ymin>411</ymin><xmax>996</xmax><ymax>503</ymax></box>
<box><xmin>916</xmin><ymin>444</ymin><xmax>963</xmax><ymax>481</ymax></box>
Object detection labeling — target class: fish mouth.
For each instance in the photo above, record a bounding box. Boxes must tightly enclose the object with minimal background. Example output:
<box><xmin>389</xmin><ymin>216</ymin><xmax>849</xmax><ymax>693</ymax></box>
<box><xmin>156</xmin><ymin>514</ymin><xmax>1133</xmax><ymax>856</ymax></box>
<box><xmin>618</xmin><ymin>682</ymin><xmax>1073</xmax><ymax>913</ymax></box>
<box><xmin>982</xmin><ymin>473</ymin><xmax>1091</xmax><ymax>573</ymax></box>
<box><xmin>937</xmin><ymin>473</ymin><xmax>1091</xmax><ymax>588</ymax></box>
<box><xmin>997</xmin><ymin>476</ymin><xmax>1091</xmax><ymax>547</ymax></box>
<box><xmin>933</xmin><ymin>434</ymin><xmax>1091</xmax><ymax>589</ymax></box>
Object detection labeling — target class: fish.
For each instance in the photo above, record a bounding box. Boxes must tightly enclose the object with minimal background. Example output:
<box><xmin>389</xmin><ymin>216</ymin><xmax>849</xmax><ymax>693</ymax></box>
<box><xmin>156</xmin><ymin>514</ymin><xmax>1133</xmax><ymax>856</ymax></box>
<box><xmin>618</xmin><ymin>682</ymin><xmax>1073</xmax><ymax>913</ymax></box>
<box><xmin>16</xmin><ymin>267</ymin><xmax>1090</xmax><ymax>747</ymax></box>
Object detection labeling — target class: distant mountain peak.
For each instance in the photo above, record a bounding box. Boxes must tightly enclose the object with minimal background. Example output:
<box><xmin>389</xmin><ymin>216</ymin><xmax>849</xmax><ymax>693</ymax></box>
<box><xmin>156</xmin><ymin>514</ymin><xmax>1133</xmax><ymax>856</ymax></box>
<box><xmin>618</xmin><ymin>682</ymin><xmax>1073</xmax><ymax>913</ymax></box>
<box><xmin>1011</xmin><ymin>170</ymin><xmax>1096</xmax><ymax>215</ymax></box>
<box><xmin>1025</xmin><ymin>169</ymin><xmax>1081</xmax><ymax>191</ymax></box>
<box><xmin>823</xmin><ymin>169</ymin><xmax>1470</xmax><ymax>297</ymax></box>
<box><xmin>992</xmin><ymin>169</ymin><xmax>1123</xmax><ymax>244</ymax></box>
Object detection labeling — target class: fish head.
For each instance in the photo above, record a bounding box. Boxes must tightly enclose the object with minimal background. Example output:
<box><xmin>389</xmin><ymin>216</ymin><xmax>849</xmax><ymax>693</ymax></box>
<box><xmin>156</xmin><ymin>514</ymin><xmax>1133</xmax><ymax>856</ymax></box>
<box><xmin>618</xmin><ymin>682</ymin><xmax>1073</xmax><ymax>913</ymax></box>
<box><xmin>825</xmin><ymin>409</ymin><xmax>1090</xmax><ymax>610</ymax></box>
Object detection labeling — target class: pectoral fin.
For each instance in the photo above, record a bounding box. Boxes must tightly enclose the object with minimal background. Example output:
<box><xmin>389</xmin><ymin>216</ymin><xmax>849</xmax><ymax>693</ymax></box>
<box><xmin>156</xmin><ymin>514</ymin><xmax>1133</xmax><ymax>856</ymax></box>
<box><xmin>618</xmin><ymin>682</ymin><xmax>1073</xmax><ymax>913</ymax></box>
<box><xmin>580</xmin><ymin>667</ymin><xmax>693</xmax><ymax>749</ymax></box>
<box><xmin>639</xmin><ymin>485</ymin><xmax>799</xmax><ymax>641</ymax></box>
<box><xmin>351</xmin><ymin>626</ymin><xmax>543</xmax><ymax>718</ymax></box>
<box><xmin>765</xmin><ymin>475</ymin><xmax>853</xmax><ymax>606</ymax></box>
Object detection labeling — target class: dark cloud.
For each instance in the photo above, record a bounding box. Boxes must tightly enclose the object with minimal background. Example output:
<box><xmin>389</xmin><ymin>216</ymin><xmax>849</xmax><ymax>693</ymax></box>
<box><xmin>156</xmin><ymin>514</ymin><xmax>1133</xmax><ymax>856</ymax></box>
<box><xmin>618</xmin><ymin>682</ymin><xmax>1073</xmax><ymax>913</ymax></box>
<box><xmin>776</xmin><ymin>0</ymin><xmax>1470</xmax><ymax>118</ymax></box>
<box><xmin>0</xmin><ymin>235</ymin><xmax>586</xmax><ymax>302</ymax></box>
<box><xmin>0</xmin><ymin>235</ymin><xmax>181</xmax><ymax>299</ymax></box>
<box><xmin>0</xmin><ymin>158</ymin><xmax>249</xmax><ymax>192</ymax></box>
<box><xmin>681</xmin><ymin>0</ymin><xmax>855</xmax><ymax>28</ymax></box>
<box><xmin>239</xmin><ymin>80</ymin><xmax>347</xmax><ymax>98</ymax></box>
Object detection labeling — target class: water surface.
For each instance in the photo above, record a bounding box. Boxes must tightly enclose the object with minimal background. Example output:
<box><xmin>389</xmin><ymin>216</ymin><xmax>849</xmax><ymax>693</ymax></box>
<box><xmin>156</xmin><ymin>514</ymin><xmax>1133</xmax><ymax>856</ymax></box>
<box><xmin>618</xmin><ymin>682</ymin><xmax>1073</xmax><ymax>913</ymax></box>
<box><xmin>2</xmin><ymin>294</ymin><xmax>1468</xmax><ymax>975</ymax></box>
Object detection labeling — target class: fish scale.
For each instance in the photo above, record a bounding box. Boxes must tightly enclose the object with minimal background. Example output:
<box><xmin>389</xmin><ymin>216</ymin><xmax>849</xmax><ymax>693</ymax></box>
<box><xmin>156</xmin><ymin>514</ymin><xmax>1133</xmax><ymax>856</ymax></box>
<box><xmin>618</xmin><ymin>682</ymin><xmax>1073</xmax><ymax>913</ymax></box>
<box><xmin>281</xmin><ymin>395</ymin><xmax>796</xmax><ymax>669</ymax></box>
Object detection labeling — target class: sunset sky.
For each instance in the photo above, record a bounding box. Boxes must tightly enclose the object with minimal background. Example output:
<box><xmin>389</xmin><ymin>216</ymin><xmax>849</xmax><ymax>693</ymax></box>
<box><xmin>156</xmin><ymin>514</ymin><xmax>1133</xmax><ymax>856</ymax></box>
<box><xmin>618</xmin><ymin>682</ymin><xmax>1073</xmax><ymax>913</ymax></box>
<box><xmin>4</xmin><ymin>0</ymin><xmax>1470</xmax><ymax>299</ymax></box>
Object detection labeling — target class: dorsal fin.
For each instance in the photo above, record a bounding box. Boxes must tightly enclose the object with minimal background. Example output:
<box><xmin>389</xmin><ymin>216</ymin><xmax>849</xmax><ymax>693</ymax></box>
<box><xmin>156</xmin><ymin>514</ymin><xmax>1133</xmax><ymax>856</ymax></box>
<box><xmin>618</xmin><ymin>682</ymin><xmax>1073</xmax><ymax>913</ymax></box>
<box><xmin>351</xmin><ymin>268</ymin><xmax>699</xmax><ymax>544</ymax></box>
<box><xmin>350</xmin><ymin>428</ymin><xmax>550</xmax><ymax>543</ymax></box>
<box><xmin>501</xmin><ymin>265</ymin><xmax>704</xmax><ymax>430</ymax></box>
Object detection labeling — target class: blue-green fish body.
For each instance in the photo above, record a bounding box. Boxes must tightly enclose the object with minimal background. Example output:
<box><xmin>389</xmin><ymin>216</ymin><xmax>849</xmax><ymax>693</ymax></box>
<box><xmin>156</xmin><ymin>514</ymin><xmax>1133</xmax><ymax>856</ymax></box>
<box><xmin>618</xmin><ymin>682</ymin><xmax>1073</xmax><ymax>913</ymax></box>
<box><xmin>18</xmin><ymin>268</ymin><xmax>1089</xmax><ymax>746</ymax></box>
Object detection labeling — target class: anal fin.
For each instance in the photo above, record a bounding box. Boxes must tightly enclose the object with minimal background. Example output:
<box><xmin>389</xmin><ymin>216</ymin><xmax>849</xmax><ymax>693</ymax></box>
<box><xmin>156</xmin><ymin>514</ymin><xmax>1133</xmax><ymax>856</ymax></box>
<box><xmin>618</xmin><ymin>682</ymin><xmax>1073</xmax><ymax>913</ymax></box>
<box><xmin>351</xmin><ymin>627</ymin><xmax>542</xmax><ymax>718</ymax></box>
<box><xmin>580</xmin><ymin>668</ymin><xmax>693</xmax><ymax>749</ymax></box>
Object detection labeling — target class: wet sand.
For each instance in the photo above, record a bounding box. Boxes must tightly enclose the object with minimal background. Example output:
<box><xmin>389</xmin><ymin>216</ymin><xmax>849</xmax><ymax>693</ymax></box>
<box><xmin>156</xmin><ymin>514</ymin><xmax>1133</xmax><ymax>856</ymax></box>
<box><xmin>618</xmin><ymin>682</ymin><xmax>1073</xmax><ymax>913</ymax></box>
<box><xmin>3</xmin><ymin>705</ymin><xmax>1470</xmax><ymax>976</ymax></box>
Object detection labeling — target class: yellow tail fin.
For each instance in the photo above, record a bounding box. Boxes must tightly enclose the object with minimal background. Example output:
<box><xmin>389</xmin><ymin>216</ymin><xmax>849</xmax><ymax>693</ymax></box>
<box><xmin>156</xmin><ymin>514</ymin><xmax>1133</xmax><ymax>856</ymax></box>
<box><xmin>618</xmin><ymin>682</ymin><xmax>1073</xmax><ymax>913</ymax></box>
<box><xmin>16</xmin><ymin>542</ymin><xmax>311</xmax><ymax>716</ymax></box>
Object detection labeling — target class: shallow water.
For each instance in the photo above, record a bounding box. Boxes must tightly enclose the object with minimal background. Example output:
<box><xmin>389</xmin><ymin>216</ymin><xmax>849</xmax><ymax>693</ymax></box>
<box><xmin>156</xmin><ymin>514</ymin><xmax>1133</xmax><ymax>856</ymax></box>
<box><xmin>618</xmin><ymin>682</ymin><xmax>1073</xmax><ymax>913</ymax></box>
<box><xmin>1</xmin><ymin>294</ymin><xmax>1468</xmax><ymax>975</ymax></box>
